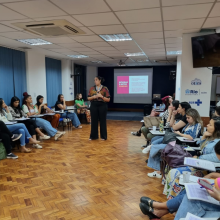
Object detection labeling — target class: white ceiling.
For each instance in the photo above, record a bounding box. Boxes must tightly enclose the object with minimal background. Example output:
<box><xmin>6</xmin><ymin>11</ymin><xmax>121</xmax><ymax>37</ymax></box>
<box><xmin>0</xmin><ymin>0</ymin><xmax>219</xmax><ymax>67</ymax></box>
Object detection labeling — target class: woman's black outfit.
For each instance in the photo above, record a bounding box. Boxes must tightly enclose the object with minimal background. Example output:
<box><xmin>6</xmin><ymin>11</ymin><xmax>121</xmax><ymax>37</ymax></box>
<box><xmin>0</xmin><ymin>121</ymin><xmax>13</xmax><ymax>154</ymax></box>
<box><xmin>88</xmin><ymin>86</ymin><xmax>110</xmax><ymax>140</ymax></box>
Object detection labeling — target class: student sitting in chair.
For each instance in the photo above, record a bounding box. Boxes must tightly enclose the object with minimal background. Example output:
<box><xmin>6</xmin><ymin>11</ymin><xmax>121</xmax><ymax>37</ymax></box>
<box><xmin>75</xmin><ymin>93</ymin><xmax>91</xmax><ymax>124</ymax></box>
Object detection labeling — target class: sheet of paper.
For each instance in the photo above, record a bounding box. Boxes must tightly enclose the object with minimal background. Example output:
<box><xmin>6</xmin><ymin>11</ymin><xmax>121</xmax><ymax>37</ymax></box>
<box><xmin>184</xmin><ymin>158</ymin><xmax>216</xmax><ymax>171</ymax></box>
<box><xmin>185</xmin><ymin>213</ymin><xmax>203</xmax><ymax>220</ymax></box>
<box><xmin>185</xmin><ymin>183</ymin><xmax>220</xmax><ymax>205</ymax></box>
<box><xmin>140</xmin><ymin>120</ymin><xmax>144</xmax><ymax>122</ymax></box>
<box><xmin>179</xmin><ymin>175</ymin><xmax>214</xmax><ymax>185</ymax></box>
<box><xmin>44</xmin><ymin>113</ymin><xmax>55</xmax><ymax>116</ymax></box>
<box><xmin>15</xmin><ymin>118</ymin><xmax>30</xmax><ymax>121</ymax></box>
<box><xmin>5</xmin><ymin>121</ymin><xmax>17</xmax><ymax>125</ymax></box>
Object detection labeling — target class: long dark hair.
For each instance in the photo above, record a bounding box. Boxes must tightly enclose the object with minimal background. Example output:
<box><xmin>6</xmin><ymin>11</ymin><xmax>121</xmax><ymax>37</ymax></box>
<box><xmin>36</xmin><ymin>95</ymin><xmax>43</xmax><ymax>107</ymax></box>
<box><xmin>57</xmin><ymin>94</ymin><xmax>63</xmax><ymax>102</ymax></box>
<box><xmin>180</xmin><ymin>102</ymin><xmax>191</xmax><ymax>113</ymax></box>
<box><xmin>172</xmin><ymin>100</ymin><xmax>182</xmax><ymax>120</ymax></box>
<box><xmin>0</xmin><ymin>98</ymin><xmax>4</xmax><ymax>113</ymax></box>
<box><xmin>76</xmin><ymin>93</ymin><xmax>82</xmax><ymax>101</ymax></box>
<box><xmin>212</xmin><ymin>116</ymin><xmax>220</xmax><ymax>139</ymax></box>
<box><xmin>10</xmin><ymin>96</ymin><xmax>22</xmax><ymax>114</ymax></box>
<box><xmin>95</xmin><ymin>76</ymin><xmax>105</xmax><ymax>84</ymax></box>
<box><xmin>22</xmin><ymin>92</ymin><xmax>31</xmax><ymax>108</ymax></box>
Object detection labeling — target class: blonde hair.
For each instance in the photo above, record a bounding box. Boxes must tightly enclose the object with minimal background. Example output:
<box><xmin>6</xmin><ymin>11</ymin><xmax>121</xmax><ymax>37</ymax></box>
<box><xmin>186</xmin><ymin>108</ymin><xmax>204</xmax><ymax>135</ymax></box>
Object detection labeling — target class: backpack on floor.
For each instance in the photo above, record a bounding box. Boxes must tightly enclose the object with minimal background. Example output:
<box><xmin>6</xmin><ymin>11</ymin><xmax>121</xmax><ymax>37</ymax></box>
<box><xmin>0</xmin><ymin>142</ymin><xmax>7</xmax><ymax>160</ymax></box>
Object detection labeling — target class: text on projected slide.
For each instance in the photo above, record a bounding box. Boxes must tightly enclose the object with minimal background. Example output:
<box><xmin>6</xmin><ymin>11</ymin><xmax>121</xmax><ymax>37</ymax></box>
<box><xmin>117</xmin><ymin>76</ymin><xmax>148</xmax><ymax>94</ymax></box>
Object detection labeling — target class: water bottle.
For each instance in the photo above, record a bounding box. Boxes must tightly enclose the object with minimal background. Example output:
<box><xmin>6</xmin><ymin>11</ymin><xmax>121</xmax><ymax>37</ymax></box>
<box><xmin>154</xmin><ymin>103</ymin><xmax>156</xmax><ymax>109</ymax></box>
<box><xmin>159</xmin><ymin>119</ymin><xmax>164</xmax><ymax>133</ymax></box>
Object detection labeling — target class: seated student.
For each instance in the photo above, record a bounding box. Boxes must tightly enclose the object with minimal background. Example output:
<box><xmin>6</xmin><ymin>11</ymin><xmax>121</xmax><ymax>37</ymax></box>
<box><xmin>9</xmin><ymin>96</ymin><xmax>50</xmax><ymax>149</ymax></box>
<box><xmin>0</xmin><ymin>98</ymin><xmax>40</xmax><ymax>153</ymax></box>
<box><xmin>55</xmin><ymin>94</ymin><xmax>82</xmax><ymax>129</ymax></box>
<box><xmin>35</xmin><ymin>95</ymin><xmax>61</xmax><ymax>129</ymax></box>
<box><xmin>131</xmin><ymin>96</ymin><xmax>173</xmax><ymax>138</ymax></box>
<box><xmin>22</xmin><ymin>93</ymin><xmax>63</xmax><ymax>141</ymax></box>
<box><xmin>164</xmin><ymin>116</ymin><xmax>220</xmax><ymax>199</ymax></box>
<box><xmin>139</xmin><ymin>143</ymin><xmax>220</xmax><ymax>219</ymax></box>
<box><xmin>142</xmin><ymin>100</ymin><xmax>180</xmax><ymax>148</ymax></box>
<box><xmin>75</xmin><ymin>93</ymin><xmax>91</xmax><ymax>123</ymax></box>
<box><xmin>0</xmin><ymin>121</ymin><xmax>22</xmax><ymax>159</ymax></box>
<box><xmin>147</xmin><ymin>107</ymin><xmax>201</xmax><ymax>179</ymax></box>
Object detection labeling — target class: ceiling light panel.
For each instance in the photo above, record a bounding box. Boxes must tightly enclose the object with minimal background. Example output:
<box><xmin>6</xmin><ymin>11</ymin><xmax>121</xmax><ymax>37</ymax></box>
<box><xmin>115</xmin><ymin>8</ymin><xmax>161</xmax><ymax>24</ymax></box>
<box><xmin>99</xmin><ymin>34</ymin><xmax>132</xmax><ymax>42</ymax></box>
<box><xmin>167</xmin><ymin>51</ymin><xmax>182</xmax><ymax>55</ymax></box>
<box><xmin>4</xmin><ymin>0</ymin><xmax>66</xmax><ymax>18</ymax></box>
<box><xmin>125</xmin><ymin>52</ymin><xmax>146</xmax><ymax>56</ymax></box>
<box><xmin>67</xmin><ymin>55</ymin><xmax>88</xmax><ymax>58</ymax></box>
<box><xmin>17</xmin><ymin>38</ymin><xmax>52</xmax><ymax>45</ymax></box>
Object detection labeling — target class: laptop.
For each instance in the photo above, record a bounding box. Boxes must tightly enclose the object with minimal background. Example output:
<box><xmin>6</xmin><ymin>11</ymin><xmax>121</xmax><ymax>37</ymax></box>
<box><xmin>153</xmin><ymin>94</ymin><xmax>161</xmax><ymax>99</ymax></box>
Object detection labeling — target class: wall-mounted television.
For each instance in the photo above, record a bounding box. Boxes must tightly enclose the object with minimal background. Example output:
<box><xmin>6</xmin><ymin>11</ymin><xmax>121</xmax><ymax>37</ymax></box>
<box><xmin>191</xmin><ymin>33</ymin><xmax>220</xmax><ymax>68</ymax></box>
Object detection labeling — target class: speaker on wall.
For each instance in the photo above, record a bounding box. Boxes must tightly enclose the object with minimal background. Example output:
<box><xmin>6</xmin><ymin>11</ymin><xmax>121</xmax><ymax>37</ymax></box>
<box><xmin>169</xmin><ymin>70</ymin><xmax>176</xmax><ymax>80</ymax></box>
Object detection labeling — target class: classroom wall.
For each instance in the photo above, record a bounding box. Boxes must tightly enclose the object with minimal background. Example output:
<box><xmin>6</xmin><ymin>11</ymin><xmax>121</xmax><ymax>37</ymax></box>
<box><xmin>98</xmin><ymin>66</ymin><xmax>176</xmax><ymax>110</ymax></box>
<box><xmin>86</xmin><ymin>66</ymin><xmax>97</xmax><ymax>94</ymax></box>
<box><xmin>26</xmin><ymin>50</ymin><xmax>47</xmax><ymax>103</ymax></box>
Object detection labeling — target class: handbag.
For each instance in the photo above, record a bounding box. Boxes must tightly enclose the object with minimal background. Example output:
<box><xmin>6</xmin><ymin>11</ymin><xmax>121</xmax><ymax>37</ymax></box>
<box><xmin>160</xmin><ymin>143</ymin><xmax>192</xmax><ymax>177</ymax></box>
<box><xmin>162</xmin><ymin>130</ymin><xmax>180</xmax><ymax>144</ymax></box>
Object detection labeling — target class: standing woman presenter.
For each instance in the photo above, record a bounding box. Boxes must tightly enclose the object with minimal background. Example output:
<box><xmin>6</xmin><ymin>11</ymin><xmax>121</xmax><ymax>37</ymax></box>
<box><xmin>88</xmin><ymin>76</ymin><xmax>110</xmax><ymax>140</ymax></box>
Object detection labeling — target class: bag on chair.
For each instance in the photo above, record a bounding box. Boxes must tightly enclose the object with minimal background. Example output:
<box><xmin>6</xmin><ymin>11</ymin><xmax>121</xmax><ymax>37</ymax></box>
<box><xmin>162</xmin><ymin>130</ymin><xmax>180</xmax><ymax>144</ymax></box>
<box><xmin>144</xmin><ymin>116</ymin><xmax>161</xmax><ymax>128</ymax></box>
<box><xmin>0</xmin><ymin>142</ymin><xmax>7</xmax><ymax>160</ymax></box>
<box><xmin>160</xmin><ymin>143</ymin><xmax>192</xmax><ymax>177</ymax></box>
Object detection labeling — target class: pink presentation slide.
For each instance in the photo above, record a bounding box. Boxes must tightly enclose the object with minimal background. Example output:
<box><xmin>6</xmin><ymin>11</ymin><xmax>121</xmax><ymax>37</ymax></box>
<box><xmin>117</xmin><ymin>76</ymin><xmax>129</xmax><ymax>94</ymax></box>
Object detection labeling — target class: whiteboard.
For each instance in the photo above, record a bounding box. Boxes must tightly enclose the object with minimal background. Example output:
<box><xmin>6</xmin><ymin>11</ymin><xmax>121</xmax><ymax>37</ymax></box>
<box><xmin>216</xmin><ymin>76</ymin><xmax>220</xmax><ymax>94</ymax></box>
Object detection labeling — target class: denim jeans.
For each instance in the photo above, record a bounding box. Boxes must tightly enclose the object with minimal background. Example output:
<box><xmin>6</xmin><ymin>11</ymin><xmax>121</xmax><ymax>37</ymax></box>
<box><xmin>175</xmin><ymin>193</ymin><xmax>220</xmax><ymax>219</ymax></box>
<box><xmin>151</xmin><ymin>136</ymin><xmax>163</xmax><ymax>145</ymax></box>
<box><xmin>33</xmin><ymin>118</ymin><xmax>57</xmax><ymax>137</ymax></box>
<box><xmin>167</xmin><ymin>190</ymin><xmax>186</xmax><ymax>213</ymax></box>
<box><xmin>60</xmin><ymin>112</ymin><xmax>80</xmax><ymax>128</ymax></box>
<box><xmin>147</xmin><ymin>143</ymin><xmax>167</xmax><ymax>170</ymax></box>
<box><xmin>7</xmin><ymin>123</ymin><xmax>31</xmax><ymax>146</ymax></box>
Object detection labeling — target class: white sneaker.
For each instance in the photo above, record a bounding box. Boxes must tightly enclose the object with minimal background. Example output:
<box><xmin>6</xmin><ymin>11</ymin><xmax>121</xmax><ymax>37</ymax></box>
<box><xmin>142</xmin><ymin>145</ymin><xmax>152</xmax><ymax>154</ymax></box>
<box><xmin>33</xmin><ymin>144</ymin><xmax>43</xmax><ymax>149</ymax></box>
<box><xmin>39</xmin><ymin>135</ymin><xmax>50</xmax><ymax>140</ymax></box>
<box><xmin>147</xmin><ymin>171</ymin><xmax>162</xmax><ymax>178</ymax></box>
<box><xmin>55</xmin><ymin>133</ymin><xmax>63</xmax><ymax>141</ymax></box>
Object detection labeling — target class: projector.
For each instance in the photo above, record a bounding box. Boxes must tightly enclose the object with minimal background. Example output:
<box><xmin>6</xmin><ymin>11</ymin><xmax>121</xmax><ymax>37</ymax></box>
<box><xmin>118</xmin><ymin>60</ymin><xmax>126</xmax><ymax>66</ymax></box>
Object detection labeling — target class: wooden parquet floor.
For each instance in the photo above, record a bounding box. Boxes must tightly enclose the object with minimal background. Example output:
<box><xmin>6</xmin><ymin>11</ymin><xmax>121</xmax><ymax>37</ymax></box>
<box><xmin>0</xmin><ymin>121</ymin><xmax>174</xmax><ymax>220</ymax></box>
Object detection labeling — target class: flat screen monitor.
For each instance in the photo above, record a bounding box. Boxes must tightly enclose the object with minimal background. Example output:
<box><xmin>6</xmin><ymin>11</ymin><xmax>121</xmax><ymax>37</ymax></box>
<box><xmin>191</xmin><ymin>33</ymin><xmax>220</xmax><ymax>68</ymax></box>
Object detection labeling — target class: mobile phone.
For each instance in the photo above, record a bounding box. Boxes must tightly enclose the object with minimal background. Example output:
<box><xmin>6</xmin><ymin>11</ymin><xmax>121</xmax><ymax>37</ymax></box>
<box><xmin>198</xmin><ymin>179</ymin><xmax>213</xmax><ymax>191</ymax></box>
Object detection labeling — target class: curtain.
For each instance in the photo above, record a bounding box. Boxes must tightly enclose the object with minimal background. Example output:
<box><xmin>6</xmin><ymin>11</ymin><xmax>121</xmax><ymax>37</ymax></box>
<box><xmin>13</xmin><ymin>50</ymin><xmax>27</xmax><ymax>103</ymax></box>
<box><xmin>46</xmin><ymin>57</ymin><xmax>62</xmax><ymax>107</ymax></box>
<box><xmin>74</xmin><ymin>64</ymin><xmax>87</xmax><ymax>100</ymax></box>
<box><xmin>0</xmin><ymin>47</ymin><xmax>14</xmax><ymax>105</ymax></box>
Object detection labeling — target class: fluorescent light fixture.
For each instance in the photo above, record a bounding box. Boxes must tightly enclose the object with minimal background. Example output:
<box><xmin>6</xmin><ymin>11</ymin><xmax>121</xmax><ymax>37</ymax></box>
<box><xmin>91</xmin><ymin>61</ymin><xmax>103</xmax><ymax>63</ymax></box>
<box><xmin>17</xmin><ymin>38</ymin><xmax>52</xmax><ymax>45</ymax></box>
<box><xmin>124</xmin><ymin>52</ymin><xmax>145</xmax><ymax>57</ymax></box>
<box><xmin>67</xmin><ymin>55</ymin><xmax>88</xmax><ymax>58</ymax></box>
<box><xmin>135</xmin><ymin>59</ymin><xmax>149</xmax><ymax>62</ymax></box>
<box><xmin>167</xmin><ymin>50</ymin><xmax>182</xmax><ymax>55</ymax></box>
<box><xmin>99</xmin><ymin>34</ymin><xmax>132</xmax><ymax>42</ymax></box>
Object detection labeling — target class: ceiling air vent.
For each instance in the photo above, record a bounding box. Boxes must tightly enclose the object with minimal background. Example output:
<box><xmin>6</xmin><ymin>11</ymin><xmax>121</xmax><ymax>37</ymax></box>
<box><xmin>13</xmin><ymin>20</ymin><xmax>85</xmax><ymax>37</ymax></box>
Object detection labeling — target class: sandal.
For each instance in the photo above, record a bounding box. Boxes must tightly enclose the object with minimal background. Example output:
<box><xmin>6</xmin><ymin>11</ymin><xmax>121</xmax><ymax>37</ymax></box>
<box><xmin>140</xmin><ymin>197</ymin><xmax>155</xmax><ymax>208</ymax></box>
<box><xmin>139</xmin><ymin>203</ymin><xmax>160</xmax><ymax>219</ymax></box>
<box><xmin>20</xmin><ymin>148</ymin><xmax>32</xmax><ymax>153</ymax></box>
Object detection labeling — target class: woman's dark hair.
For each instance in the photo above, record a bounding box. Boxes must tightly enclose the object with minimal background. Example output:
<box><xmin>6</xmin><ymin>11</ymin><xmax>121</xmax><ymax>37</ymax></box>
<box><xmin>172</xmin><ymin>100</ymin><xmax>179</xmax><ymax>110</ymax></box>
<box><xmin>0</xmin><ymin>98</ymin><xmax>3</xmax><ymax>113</ymax></box>
<box><xmin>216</xmin><ymin>106</ymin><xmax>220</xmax><ymax>116</ymax></box>
<box><xmin>95</xmin><ymin>76</ymin><xmax>105</xmax><ymax>84</ymax></box>
<box><xmin>76</xmin><ymin>93</ymin><xmax>82</xmax><ymax>101</ymax></box>
<box><xmin>57</xmin><ymin>94</ymin><xmax>63</xmax><ymax>102</ymax></box>
<box><xmin>215</xmin><ymin>140</ymin><xmax>220</xmax><ymax>155</ymax></box>
<box><xmin>10</xmin><ymin>96</ymin><xmax>22</xmax><ymax>114</ymax></box>
<box><xmin>180</xmin><ymin>102</ymin><xmax>191</xmax><ymax>112</ymax></box>
<box><xmin>36</xmin><ymin>95</ymin><xmax>44</xmax><ymax>107</ymax></box>
<box><xmin>22</xmin><ymin>92</ymin><xmax>31</xmax><ymax>105</ymax></box>
<box><xmin>212</xmin><ymin>116</ymin><xmax>220</xmax><ymax>139</ymax></box>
